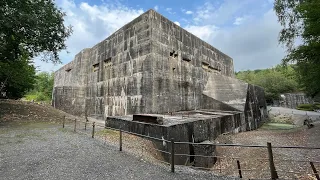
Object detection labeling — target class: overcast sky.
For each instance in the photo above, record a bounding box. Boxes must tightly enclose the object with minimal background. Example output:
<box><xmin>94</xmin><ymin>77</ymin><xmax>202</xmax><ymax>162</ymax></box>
<box><xmin>35</xmin><ymin>0</ymin><xmax>286</xmax><ymax>72</ymax></box>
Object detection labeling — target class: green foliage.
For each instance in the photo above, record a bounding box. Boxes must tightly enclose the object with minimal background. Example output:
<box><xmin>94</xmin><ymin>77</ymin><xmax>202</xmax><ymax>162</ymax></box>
<box><xmin>274</xmin><ymin>0</ymin><xmax>320</xmax><ymax>97</ymax></box>
<box><xmin>0</xmin><ymin>0</ymin><xmax>72</xmax><ymax>63</ymax></box>
<box><xmin>236</xmin><ymin>65</ymin><xmax>299</xmax><ymax>102</ymax></box>
<box><xmin>296</xmin><ymin>104</ymin><xmax>320</xmax><ymax>111</ymax></box>
<box><xmin>0</xmin><ymin>0</ymin><xmax>71</xmax><ymax>99</ymax></box>
<box><xmin>25</xmin><ymin>72</ymin><xmax>54</xmax><ymax>102</ymax></box>
<box><xmin>0</xmin><ymin>53</ymin><xmax>36</xmax><ymax>98</ymax></box>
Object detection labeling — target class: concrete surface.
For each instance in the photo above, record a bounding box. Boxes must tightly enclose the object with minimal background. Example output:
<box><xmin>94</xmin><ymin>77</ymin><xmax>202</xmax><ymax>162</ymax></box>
<box><xmin>52</xmin><ymin>9</ymin><xmax>268</xmax><ymax>129</ymax></box>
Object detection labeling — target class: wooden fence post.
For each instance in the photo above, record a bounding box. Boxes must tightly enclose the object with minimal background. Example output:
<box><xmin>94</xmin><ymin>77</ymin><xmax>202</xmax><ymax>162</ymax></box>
<box><xmin>310</xmin><ymin>162</ymin><xmax>320</xmax><ymax>180</ymax></box>
<box><xmin>171</xmin><ymin>138</ymin><xmax>175</xmax><ymax>173</ymax></box>
<box><xmin>84</xmin><ymin>115</ymin><xmax>88</xmax><ymax>131</ymax></box>
<box><xmin>237</xmin><ymin>160</ymin><xmax>243</xmax><ymax>178</ymax></box>
<box><xmin>92</xmin><ymin>122</ymin><xmax>95</xmax><ymax>138</ymax></box>
<box><xmin>62</xmin><ymin>116</ymin><xmax>65</xmax><ymax>128</ymax></box>
<box><xmin>267</xmin><ymin>142</ymin><xmax>278</xmax><ymax>179</ymax></box>
<box><xmin>119</xmin><ymin>129</ymin><xmax>122</xmax><ymax>151</ymax></box>
<box><xmin>74</xmin><ymin>119</ymin><xmax>76</xmax><ymax>132</ymax></box>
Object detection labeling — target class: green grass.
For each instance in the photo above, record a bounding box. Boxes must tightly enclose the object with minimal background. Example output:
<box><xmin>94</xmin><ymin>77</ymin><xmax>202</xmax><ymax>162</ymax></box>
<box><xmin>296</xmin><ymin>103</ymin><xmax>320</xmax><ymax>111</ymax></box>
<box><xmin>24</xmin><ymin>92</ymin><xmax>51</xmax><ymax>104</ymax></box>
<box><xmin>261</xmin><ymin>123</ymin><xmax>296</xmax><ymax>130</ymax></box>
<box><xmin>96</xmin><ymin>129</ymin><xmax>118</xmax><ymax>136</ymax></box>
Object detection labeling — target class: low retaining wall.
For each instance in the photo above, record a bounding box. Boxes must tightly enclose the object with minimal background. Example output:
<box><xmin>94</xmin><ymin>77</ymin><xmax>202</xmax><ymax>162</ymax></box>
<box><xmin>106</xmin><ymin>111</ymin><xmax>245</xmax><ymax>166</ymax></box>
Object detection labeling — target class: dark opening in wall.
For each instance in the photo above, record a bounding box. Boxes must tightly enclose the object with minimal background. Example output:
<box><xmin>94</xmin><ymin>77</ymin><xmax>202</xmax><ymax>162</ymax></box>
<box><xmin>182</xmin><ymin>58</ymin><xmax>191</xmax><ymax>62</ymax></box>
<box><xmin>201</xmin><ymin>62</ymin><xmax>209</xmax><ymax>71</ymax></box>
<box><xmin>208</xmin><ymin>66</ymin><xmax>221</xmax><ymax>72</ymax></box>
<box><xmin>104</xmin><ymin>58</ymin><xmax>112</xmax><ymax>68</ymax></box>
<box><xmin>93</xmin><ymin>63</ymin><xmax>99</xmax><ymax>72</ymax></box>
<box><xmin>170</xmin><ymin>50</ymin><xmax>178</xmax><ymax>58</ymax></box>
<box><xmin>202</xmin><ymin>62</ymin><xmax>209</xmax><ymax>66</ymax></box>
<box><xmin>65</xmin><ymin>68</ymin><xmax>72</xmax><ymax>72</ymax></box>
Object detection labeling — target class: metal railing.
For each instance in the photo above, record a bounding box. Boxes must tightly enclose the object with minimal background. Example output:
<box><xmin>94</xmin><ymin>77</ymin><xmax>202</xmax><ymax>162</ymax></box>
<box><xmin>60</xmin><ymin>116</ymin><xmax>320</xmax><ymax>180</ymax></box>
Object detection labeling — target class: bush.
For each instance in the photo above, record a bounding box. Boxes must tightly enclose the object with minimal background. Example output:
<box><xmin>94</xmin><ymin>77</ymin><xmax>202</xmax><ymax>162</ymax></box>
<box><xmin>296</xmin><ymin>104</ymin><xmax>319</xmax><ymax>111</ymax></box>
<box><xmin>24</xmin><ymin>92</ymin><xmax>51</xmax><ymax>102</ymax></box>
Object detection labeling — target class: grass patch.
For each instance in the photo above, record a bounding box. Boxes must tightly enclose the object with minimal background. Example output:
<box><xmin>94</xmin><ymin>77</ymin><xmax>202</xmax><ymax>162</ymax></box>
<box><xmin>96</xmin><ymin>129</ymin><xmax>118</xmax><ymax>136</ymax></box>
<box><xmin>24</xmin><ymin>92</ymin><xmax>51</xmax><ymax>104</ymax></box>
<box><xmin>296</xmin><ymin>103</ymin><xmax>320</xmax><ymax>111</ymax></box>
<box><xmin>58</xmin><ymin>127</ymin><xmax>70</xmax><ymax>133</ymax></box>
<box><xmin>260</xmin><ymin>123</ymin><xmax>296</xmax><ymax>130</ymax></box>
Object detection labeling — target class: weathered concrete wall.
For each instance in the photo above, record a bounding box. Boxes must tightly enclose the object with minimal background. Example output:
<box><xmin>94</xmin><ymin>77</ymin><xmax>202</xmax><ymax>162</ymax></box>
<box><xmin>53</xmin><ymin>9</ymin><xmax>267</xmax><ymax>124</ymax></box>
<box><xmin>244</xmin><ymin>84</ymin><xmax>268</xmax><ymax>131</ymax></box>
<box><xmin>53</xmin><ymin>49</ymin><xmax>90</xmax><ymax>115</ymax></box>
<box><xmin>106</xmin><ymin>111</ymin><xmax>243</xmax><ymax>165</ymax></box>
<box><xmin>149</xmin><ymin>10</ymin><xmax>237</xmax><ymax>114</ymax></box>
<box><xmin>54</xmin><ymin>11</ymin><xmax>154</xmax><ymax>117</ymax></box>
<box><xmin>280</xmin><ymin>93</ymin><xmax>313</xmax><ymax>109</ymax></box>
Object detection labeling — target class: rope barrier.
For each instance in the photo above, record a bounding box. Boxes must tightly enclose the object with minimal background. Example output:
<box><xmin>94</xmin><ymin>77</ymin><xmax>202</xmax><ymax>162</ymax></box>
<box><xmin>62</xmin><ymin>120</ymin><xmax>320</xmax><ymax>180</ymax></box>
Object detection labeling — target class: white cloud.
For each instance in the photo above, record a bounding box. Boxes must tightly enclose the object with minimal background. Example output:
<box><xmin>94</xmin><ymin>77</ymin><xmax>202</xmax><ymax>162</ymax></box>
<box><xmin>185</xmin><ymin>25</ymin><xmax>218</xmax><ymax>41</ymax></box>
<box><xmin>35</xmin><ymin>0</ymin><xmax>144</xmax><ymax>72</ymax></box>
<box><xmin>185</xmin><ymin>10</ymin><xmax>193</xmax><ymax>15</ymax></box>
<box><xmin>174</xmin><ymin>21</ymin><xmax>181</xmax><ymax>26</ymax></box>
<box><xmin>193</xmin><ymin>0</ymin><xmax>252</xmax><ymax>25</ymax></box>
<box><xmin>165</xmin><ymin>7</ymin><xmax>175</xmax><ymax>14</ymax></box>
<box><xmin>233</xmin><ymin>17</ymin><xmax>246</xmax><ymax>25</ymax></box>
<box><xmin>183</xmin><ymin>0</ymin><xmax>284</xmax><ymax>71</ymax></box>
<box><xmin>154</xmin><ymin>5</ymin><xmax>158</xmax><ymax>11</ymax></box>
<box><xmin>210</xmin><ymin>9</ymin><xmax>285</xmax><ymax>71</ymax></box>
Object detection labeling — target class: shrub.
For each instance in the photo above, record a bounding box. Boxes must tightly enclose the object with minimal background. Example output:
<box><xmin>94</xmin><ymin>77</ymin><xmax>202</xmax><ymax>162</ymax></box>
<box><xmin>296</xmin><ymin>104</ymin><xmax>319</xmax><ymax>111</ymax></box>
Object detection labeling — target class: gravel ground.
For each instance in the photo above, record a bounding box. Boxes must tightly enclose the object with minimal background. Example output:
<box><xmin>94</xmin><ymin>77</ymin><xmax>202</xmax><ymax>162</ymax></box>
<box><xmin>0</xmin><ymin>121</ymin><xmax>238</xmax><ymax>180</ymax></box>
<box><xmin>269</xmin><ymin>107</ymin><xmax>320</xmax><ymax>121</ymax></box>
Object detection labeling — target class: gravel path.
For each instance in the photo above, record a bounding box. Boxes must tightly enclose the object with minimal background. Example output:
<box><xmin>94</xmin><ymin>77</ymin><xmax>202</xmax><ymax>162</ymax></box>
<box><xmin>269</xmin><ymin>106</ymin><xmax>320</xmax><ymax>119</ymax></box>
<box><xmin>0</xmin><ymin>122</ymin><xmax>237</xmax><ymax>180</ymax></box>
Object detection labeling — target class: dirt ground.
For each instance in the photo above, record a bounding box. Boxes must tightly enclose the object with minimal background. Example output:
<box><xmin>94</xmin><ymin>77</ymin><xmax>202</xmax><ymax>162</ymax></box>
<box><xmin>213</xmin><ymin>121</ymin><xmax>320</xmax><ymax>179</ymax></box>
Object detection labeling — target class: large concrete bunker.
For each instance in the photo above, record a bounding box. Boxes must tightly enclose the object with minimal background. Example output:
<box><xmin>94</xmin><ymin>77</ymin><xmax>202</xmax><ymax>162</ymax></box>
<box><xmin>53</xmin><ymin>9</ymin><xmax>268</xmax><ymax>167</ymax></box>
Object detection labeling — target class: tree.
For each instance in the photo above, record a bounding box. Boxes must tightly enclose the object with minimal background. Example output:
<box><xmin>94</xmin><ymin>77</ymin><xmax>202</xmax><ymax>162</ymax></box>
<box><xmin>253</xmin><ymin>71</ymin><xmax>298</xmax><ymax>102</ymax></box>
<box><xmin>0</xmin><ymin>0</ymin><xmax>72</xmax><ymax>99</ymax></box>
<box><xmin>236</xmin><ymin>65</ymin><xmax>299</xmax><ymax>103</ymax></box>
<box><xmin>274</xmin><ymin>0</ymin><xmax>320</xmax><ymax>97</ymax></box>
<box><xmin>0</xmin><ymin>0</ymin><xmax>72</xmax><ymax>63</ymax></box>
<box><xmin>0</xmin><ymin>54</ymin><xmax>36</xmax><ymax>99</ymax></box>
<box><xmin>26</xmin><ymin>72</ymin><xmax>54</xmax><ymax>101</ymax></box>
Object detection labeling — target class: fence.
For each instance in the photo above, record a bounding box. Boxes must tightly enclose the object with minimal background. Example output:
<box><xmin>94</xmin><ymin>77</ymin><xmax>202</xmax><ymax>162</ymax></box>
<box><xmin>61</xmin><ymin>116</ymin><xmax>320</xmax><ymax>180</ymax></box>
